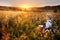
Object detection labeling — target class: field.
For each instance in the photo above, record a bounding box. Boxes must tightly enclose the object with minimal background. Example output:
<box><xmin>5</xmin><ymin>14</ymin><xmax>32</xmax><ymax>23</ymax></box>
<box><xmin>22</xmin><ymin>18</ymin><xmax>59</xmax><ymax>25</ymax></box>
<box><xmin>0</xmin><ymin>10</ymin><xmax>60</xmax><ymax>40</ymax></box>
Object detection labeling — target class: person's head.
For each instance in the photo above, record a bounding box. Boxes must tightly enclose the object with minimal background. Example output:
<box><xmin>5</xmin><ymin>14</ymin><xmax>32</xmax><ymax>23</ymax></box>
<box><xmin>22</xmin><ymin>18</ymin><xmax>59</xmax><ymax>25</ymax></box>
<box><xmin>46</xmin><ymin>14</ymin><xmax>53</xmax><ymax>20</ymax></box>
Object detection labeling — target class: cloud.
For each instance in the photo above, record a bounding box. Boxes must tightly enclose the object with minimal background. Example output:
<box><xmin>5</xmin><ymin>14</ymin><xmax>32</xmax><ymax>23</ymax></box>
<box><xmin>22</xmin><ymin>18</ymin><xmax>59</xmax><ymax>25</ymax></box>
<box><xmin>0</xmin><ymin>0</ymin><xmax>60</xmax><ymax>7</ymax></box>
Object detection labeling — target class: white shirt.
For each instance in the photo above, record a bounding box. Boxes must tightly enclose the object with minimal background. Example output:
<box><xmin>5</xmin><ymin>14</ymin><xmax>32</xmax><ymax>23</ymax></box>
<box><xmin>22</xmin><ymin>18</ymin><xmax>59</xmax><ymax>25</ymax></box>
<box><xmin>45</xmin><ymin>20</ymin><xmax>52</xmax><ymax>29</ymax></box>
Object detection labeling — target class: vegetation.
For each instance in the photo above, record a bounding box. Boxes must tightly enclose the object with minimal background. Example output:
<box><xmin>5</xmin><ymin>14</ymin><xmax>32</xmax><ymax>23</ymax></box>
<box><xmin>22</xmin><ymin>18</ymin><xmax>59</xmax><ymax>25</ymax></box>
<box><xmin>0</xmin><ymin>11</ymin><xmax>60</xmax><ymax>40</ymax></box>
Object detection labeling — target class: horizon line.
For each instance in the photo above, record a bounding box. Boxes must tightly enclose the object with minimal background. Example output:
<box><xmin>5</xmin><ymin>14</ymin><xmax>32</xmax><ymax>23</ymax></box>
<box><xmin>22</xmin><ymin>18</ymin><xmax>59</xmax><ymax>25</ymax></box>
<box><xmin>0</xmin><ymin>4</ymin><xmax>60</xmax><ymax>7</ymax></box>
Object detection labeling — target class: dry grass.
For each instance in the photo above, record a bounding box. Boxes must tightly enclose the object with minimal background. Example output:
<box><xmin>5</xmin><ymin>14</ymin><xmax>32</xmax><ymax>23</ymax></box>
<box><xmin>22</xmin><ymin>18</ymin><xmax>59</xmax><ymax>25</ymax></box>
<box><xmin>0</xmin><ymin>10</ymin><xmax>60</xmax><ymax>40</ymax></box>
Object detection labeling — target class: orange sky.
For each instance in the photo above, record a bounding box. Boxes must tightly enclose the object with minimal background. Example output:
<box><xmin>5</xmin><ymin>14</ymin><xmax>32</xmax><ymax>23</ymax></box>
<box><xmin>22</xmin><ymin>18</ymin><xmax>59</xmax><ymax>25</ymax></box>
<box><xmin>0</xmin><ymin>0</ymin><xmax>60</xmax><ymax>7</ymax></box>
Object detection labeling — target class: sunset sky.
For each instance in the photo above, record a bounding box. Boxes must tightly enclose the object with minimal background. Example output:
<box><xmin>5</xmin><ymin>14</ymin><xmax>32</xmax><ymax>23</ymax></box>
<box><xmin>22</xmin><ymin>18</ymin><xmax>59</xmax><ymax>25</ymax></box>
<box><xmin>0</xmin><ymin>0</ymin><xmax>60</xmax><ymax>7</ymax></box>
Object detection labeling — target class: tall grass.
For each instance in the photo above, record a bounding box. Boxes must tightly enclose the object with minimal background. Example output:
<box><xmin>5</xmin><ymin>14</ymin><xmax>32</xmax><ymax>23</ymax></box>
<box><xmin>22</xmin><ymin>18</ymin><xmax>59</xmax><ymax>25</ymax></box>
<box><xmin>0</xmin><ymin>11</ymin><xmax>60</xmax><ymax>40</ymax></box>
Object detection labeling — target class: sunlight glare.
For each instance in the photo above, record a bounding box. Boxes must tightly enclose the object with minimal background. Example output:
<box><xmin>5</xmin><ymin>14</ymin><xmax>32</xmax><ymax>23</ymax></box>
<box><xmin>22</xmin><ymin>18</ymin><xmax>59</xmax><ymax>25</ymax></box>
<box><xmin>20</xmin><ymin>5</ymin><xmax>32</xmax><ymax>9</ymax></box>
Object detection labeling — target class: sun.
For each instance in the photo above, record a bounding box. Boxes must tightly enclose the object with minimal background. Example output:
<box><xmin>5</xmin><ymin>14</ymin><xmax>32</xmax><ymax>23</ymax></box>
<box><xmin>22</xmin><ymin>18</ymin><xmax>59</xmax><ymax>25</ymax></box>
<box><xmin>21</xmin><ymin>5</ymin><xmax>30</xmax><ymax>8</ymax></box>
<box><xmin>20</xmin><ymin>5</ymin><xmax>32</xmax><ymax>9</ymax></box>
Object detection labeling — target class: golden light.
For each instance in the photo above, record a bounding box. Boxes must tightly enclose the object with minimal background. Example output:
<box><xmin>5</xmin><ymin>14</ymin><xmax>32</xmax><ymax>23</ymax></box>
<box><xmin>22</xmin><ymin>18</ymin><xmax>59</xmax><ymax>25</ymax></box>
<box><xmin>20</xmin><ymin>4</ymin><xmax>32</xmax><ymax>10</ymax></box>
<box><xmin>21</xmin><ymin>5</ymin><xmax>31</xmax><ymax>8</ymax></box>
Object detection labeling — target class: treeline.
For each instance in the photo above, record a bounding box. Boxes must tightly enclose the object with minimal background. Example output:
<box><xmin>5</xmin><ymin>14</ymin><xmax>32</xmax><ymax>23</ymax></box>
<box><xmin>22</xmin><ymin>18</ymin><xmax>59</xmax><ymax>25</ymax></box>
<box><xmin>0</xmin><ymin>5</ymin><xmax>60</xmax><ymax>12</ymax></box>
<box><xmin>0</xmin><ymin>6</ymin><xmax>22</xmax><ymax>11</ymax></box>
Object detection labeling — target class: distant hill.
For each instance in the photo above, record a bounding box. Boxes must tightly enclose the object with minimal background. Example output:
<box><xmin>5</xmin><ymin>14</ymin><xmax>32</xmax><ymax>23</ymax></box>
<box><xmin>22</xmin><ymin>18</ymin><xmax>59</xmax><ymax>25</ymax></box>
<box><xmin>30</xmin><ymin>5</ymin><xmax>60</xmax><ymax>12</ymax></box>
<box><xmin>0</xmin><ymin>6</ymin><xmax>22</xmax><ymax>11</ymax></box>
<box><xmin>0</xmin><ymin>5</ymin><xmax>60</xmax><ymax>12</ymax></box>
